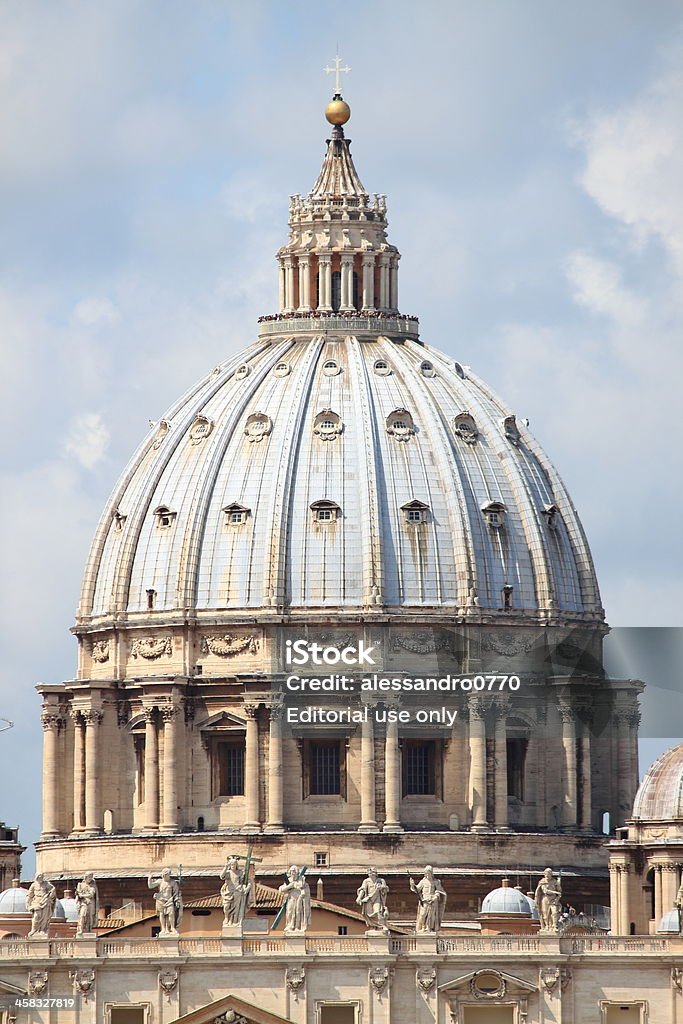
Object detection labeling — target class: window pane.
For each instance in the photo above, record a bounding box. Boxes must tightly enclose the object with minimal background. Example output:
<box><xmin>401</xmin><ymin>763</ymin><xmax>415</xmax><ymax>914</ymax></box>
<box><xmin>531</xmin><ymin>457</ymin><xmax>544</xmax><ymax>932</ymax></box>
<box><xmin>404</xmin><ymin>741</ymin><xmax>435</xmax><ymax>795</ymax></box>
<box><xmin>219</xmin><ymin>743</ymin><xmax>245</xmax><ymax>796</ymax></box>
<box><xmin>310</xmin><ymin>742</ymin><xmax>340</xmax><ymax>795</ymax></box>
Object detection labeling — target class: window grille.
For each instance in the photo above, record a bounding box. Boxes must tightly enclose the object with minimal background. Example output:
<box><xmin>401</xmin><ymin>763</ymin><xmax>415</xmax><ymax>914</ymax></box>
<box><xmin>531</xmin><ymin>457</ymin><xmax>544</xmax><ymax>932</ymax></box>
<box><xmin>218</xmin><ymin>742</ymin><xmax>245</xmax><ymax>796</ymax></box>
<box><xmin>310</xmin><ymin>741</ymin><xmax>341</xmax><ymax>795</ymax></box>
<box><xmin>403</xmin><ymin>741</ymin><xmax>435</xmax><ymax>795</ymax></box>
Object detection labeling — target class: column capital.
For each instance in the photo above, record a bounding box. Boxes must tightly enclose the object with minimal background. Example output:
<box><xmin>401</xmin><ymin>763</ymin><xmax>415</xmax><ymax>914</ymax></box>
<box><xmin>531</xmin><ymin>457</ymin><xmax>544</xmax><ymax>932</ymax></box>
<box><xmin>243</xmin><ymin>703</ymin><xmax>260</xmax><ymax>720</ymax></box>
<box><xmin>160</xmin><ymin>704</ymin><xmax>181</xmax><ymax>723</ymax></box>
<box><xmin>41</xmin><ymin>710</ymin><xmax>65</xmax><ymax>731</ymax></box>
<box><xmin>317</xmin><ymin>252</ymin><xmax>332</xmax><ymax>265</ymax></box>
<box><xmin>81</xmin><ymin>709</ymin><xmax>103</xmax><ymax>727</ymax></box>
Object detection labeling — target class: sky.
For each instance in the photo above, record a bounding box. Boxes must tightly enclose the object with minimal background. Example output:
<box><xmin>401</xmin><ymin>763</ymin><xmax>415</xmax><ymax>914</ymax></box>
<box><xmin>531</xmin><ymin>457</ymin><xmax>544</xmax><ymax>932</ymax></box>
<box><xmin>0</xmin><ymin>0</ymin><xmax>682</xmax><ymax>873</ymax></box>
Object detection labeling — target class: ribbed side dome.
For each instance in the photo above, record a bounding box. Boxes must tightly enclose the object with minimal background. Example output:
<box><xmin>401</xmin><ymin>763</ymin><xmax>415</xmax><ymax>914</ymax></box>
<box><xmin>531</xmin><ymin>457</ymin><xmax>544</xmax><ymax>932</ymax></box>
<box><xmin>481</xmin><ymin>880</ymin><xmax>531</xmax><ymax>915</ymax></box>
<box><xmin>0</xmin><ymin>883</ymin><xmax>28</xmax><ymax>915</ymax></box>
<box><xmin>632</xmin><ymin>743</ymin><xmax>683</xmax><ymax>821</ymax></box>
<box><xmin>657</xmin><ymin>908</ymin><xmax>681</xmax><ymax>934</ymax></box>
<box><xmin>77</xmin><ymin>334</ymin><xmax>602</xmax><ymax>624</ymax></box>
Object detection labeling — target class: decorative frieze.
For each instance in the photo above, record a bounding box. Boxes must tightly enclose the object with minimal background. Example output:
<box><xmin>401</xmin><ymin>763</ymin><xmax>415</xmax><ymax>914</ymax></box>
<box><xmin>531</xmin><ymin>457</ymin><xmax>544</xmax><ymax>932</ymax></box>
<box><xmin>130</xmin><ymin>636</ymin><xmax>173</xmax><ymax>660</ymax></box>
<box><xmin>201</xmin><ymin>634</ymin><xmax>259</xmax><ymax>657</ymax></box>
<box><xmin>91</xmin><ymin>639</ymin><xmax>110</xmax><ymax>663</ymax></box>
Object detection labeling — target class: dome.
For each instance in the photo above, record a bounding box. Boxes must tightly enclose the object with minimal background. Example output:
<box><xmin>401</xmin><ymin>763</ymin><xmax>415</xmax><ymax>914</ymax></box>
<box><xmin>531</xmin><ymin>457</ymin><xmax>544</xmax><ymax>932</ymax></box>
<box><xmin>0</xmin><ymin>881</ymin><xmax>28</xmax><ymax>915</ymax></box>
<box><xmin>53</xmin><ymin>900</ymin><xmax>66</xmax><ymax>920</ymax></box>
<box><xmin>77</xmin><ymin>337</ymin><xmax>601</xmax><ymax>624</ymax></box>
<box><xmin>59</xmin><ymin>892</ymin><xmax>79</xmax><ymax>922</ymax></box>
<box><xmin>656</xmin><ymin>908</ymin><xmax>681</xmax><ymax>934</ymax></box>
<box><xmin>481</xmin><ymin>879</ymin><xmax>531</xmax><ymax>916</ymax></box>
<box><xmin>632</xmin><ymin>743</ymin><xmax>683</xmax><ymax>821</ymax></box>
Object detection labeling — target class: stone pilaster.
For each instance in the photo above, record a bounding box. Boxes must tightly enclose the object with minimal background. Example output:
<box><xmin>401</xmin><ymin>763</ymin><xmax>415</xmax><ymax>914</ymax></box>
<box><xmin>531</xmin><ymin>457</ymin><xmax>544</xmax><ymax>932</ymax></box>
<box><xmin>161</xmin><ymin>704</ymin><xmax>180</xmax><ymax>833</ymax></box>
<box><xmin>41</xmin><ymin>708</ymin><xmax>64</xmax><ymax>839</ymax></box>
<box><xmin>242</xmin><ymin>703</ymin><xmax>261</xmax><ymax>833</ymax></box>
<box><xmin>143</xmin><ymin>707</ymin><xmax>160</xmax><ymax>831</ymax></box>
<box><xmin>265</xmin><ymin>702</ymin><xmax>284</xmax><ymax>832</ymax></box>
<box><xmin>468</xmin><ymin>699</ymin><xmax>488</xmax><ymax>831</ymax></box>
<box><xmin>82</xmin><ymin>708</ymin><xmax>103</xmax><ymax>836</ymax></box>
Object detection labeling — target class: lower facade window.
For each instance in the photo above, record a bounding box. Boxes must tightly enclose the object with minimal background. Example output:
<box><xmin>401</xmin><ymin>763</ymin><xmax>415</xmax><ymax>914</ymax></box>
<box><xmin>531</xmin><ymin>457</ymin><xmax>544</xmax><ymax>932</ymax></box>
<box><xmin>403</xmin><ymin>739</ymin><xmax>437</xmax><ymax>796</ymax></box>
<box><xmin>216</xmin><ymin>740</ymin><xmax>245</xmax><ymax>797</ymax></box>
<box><xmin>303</xmin><ymin>739</ymin><xmax>346</xmax><ymax>797</ymax></box>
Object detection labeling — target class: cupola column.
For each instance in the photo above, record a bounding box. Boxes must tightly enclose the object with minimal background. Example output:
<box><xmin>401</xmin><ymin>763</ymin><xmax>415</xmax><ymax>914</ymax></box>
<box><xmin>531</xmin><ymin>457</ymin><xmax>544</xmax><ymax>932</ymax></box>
<box><xmin>83</xmin><ymin>707</ymin><xmax>103</xmax><ymax>835</ymax></box>
<box><xmin>662</xmin><ymin>863</ymin><xmax>680</xmax><ymax>914</ymax></box>
<box><xmin>283</xmin><ymin>256</ymin><xmax>295</xmax><ymax>313</ymax></box>
<box><xmin>559</xmin><ymin>703</ymin><xmax>578</xmax><ymax>830</ymax></box>
<box><xmin>619</xmin><ymin>863</ymin><xmax>631</xmax><ymax>934</ymax></box>
<box><xmin>383</xmin><ymin>707</ymin><xmax>402</xmax><ymax>832</ymax></box>
<box><xmin>377</xmin><ymin>253</ymin><xmax>390</xmax><ymax>310</ymax></box>
<box><xmin>389</xmin><ymin>255</ymin><xmax>400</xmax><ymax>311</ymax></box>
<box><xmin>40</xmin><ymin>708</ymin><xmax>63</xmax><ymax>839</ymax></box>
<box><xmin>580</xmin><ymin>715</ymin><xmax>593</xmax><ymax>831</ymax></box>
<box><xmin>653</xmin><ymin>863</ymin><xmax>663</xmax><ymax>923</ymax></box>
<box><xmin>317</xmin><ymin>254</ymin><xmax>332</xmax><ymax>311</ymax></box>
<box><xmin>359</xmin><ymin>705</ymin><xmax>377</xmax><ymax>831</ymax></box>
<box><xmin>340</xmin><ymin>253</ymin><xmax>355</xmax><ymax>310</ymax></box>
<box><xmin>469</xmin><ymin>699</ymin><xmax>489</xmax><ymax>831</ymax></box>
<box><xmin>278</xmin><ymin>260</ymin><xmax>286</xmax><ymax>312</ymax></box>
<box><xmin>265</xmin><ymin>703</ymin><xmax>284</xmax><ymax>832</ymax></box>
<box><xmin>242</xmin><ymin>703</ymin><xmax>261</xmax><ymax>833</ymax></box>
<box><xmin>161</xmin><ymin>704</ymin><xmax>180</xmax><ymax>833</ymax></box>
<box><xmin>361</xmin><ymin>254</ymin><xmax>375</xmax><ymax>311</ymax></box>
<box><xmin>70</xmin><ymin>709</ymin><xmax>85</xmax><ymax>833</ymax></box>
<box><xmin>616</xmin><ymin>710</ymin><xmax>632</xmax><ymax>823</ymax></box>
<box><xmin>298</xmin><ymin>256</ymin><xmax>311</xmax><ymax>312</ymax></box>
<box><xmin>143</xmin><ymin>707</ymin><xmax>160</xmax><ymax>830</ymax></box>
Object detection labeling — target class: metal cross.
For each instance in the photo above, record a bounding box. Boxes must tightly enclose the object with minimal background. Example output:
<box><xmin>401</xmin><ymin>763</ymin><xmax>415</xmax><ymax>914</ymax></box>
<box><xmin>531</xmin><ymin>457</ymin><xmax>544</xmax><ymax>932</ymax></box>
<box><xmin>324</xmin><ymin>53</ymin><xmax>351</xmax><ymax>96</ymax></box>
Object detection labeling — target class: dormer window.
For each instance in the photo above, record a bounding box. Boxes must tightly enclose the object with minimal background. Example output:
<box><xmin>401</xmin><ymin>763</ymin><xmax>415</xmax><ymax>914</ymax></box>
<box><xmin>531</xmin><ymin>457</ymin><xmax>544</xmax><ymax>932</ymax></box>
<box><xmin>420</xmin><ymin>361</ymin><xmax>435</xmax><ymax>378</ymax></box>
<box><xmin>112</xmin><ymin>510</ymin><xmax>127</xmax><ymax>531</ymax></box>
<box><xmin>223</xmin><ymin>502</ymin><xmax>250</xmax><ymax>526</ymax></box>
<box><xmin>244</xmin><ymin>412</ymin><xmax>272</xmax><ymax>443</ymax></box>
<box><xmin>482</xmin><ymin>501</ymin><xmax>507</xmax><ymax>529</ymax></box>
<box><xmin>401</xmin><ymin>499</ymin><xmax>429</xmax><ymax>525</ymax></box>
<box><xmin>235</xmin><ymin>363</ymin><xmax>251</xmax><ymax>379</ymax></box>
<box><xmin>189</xmin><ymin>414</ymin><xmax>214</xmax><ymax>445</ymax></box>
<box><xmin>310</xmin><ymin>499</ymin><xmax>341</xmax><ymax>523</ymax></box>
<box><xmin>386</xmin><ymin>408</ymin><xmax>415</xmax><ymax>442</ymax></box>
<box><xmin>154</xmin><ymin>506</ymin><xmax>177</xmax><ymax>529</ymax></box>
<box><xmin>146</xmin><ymin>588</ymin><xmax>156</xmax><ymax>610</ymax></box>
<box><xmin>542</xmin><ymin>503</ymin><xmax>560</xmax><ymax>529</ymax></box>
<box><xmin>453</xmin><ymin>412</ymin><xmax>478</xmax><ymax>445</ymax></box>
<box><xmin>502</xmin><ymin>415</ymin><xmax>520</xmax><ymax>445</ymax></box>
<box><xmin>374</xmin><ymin>359</ymin><xmax>391</xmax><ymax>376</ymax></box>
<box><xmin>322</xmin><ymin>359</ymin><xmax>341</xmax><ymax>376</ymax></box>
<box><xmin>313</xmin><ymin>410</ymin><xmax>342</xmax><ymax>441</ymax></box>
<box><xmin>502</xmin><ymin>585</ymin><xmax>513</xmax><ymax>611</ymax></box>
<box><xmin>274</xmin><ymin>362</ymin><xmax>291</xmax><ymax>377</ymax></box>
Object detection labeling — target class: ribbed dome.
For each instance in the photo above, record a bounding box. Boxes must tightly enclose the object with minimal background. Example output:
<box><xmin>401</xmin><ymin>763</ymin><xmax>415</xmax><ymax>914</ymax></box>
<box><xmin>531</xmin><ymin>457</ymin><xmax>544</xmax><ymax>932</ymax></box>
<box><xmin>0</xmin><ymin>882</ymin><xmax>28</xmax><ymax>915</ymax></box>
<box><xmin>632</xmin><ymin>743</ymin><xmax>683</xmax><ymax>821</ymax></box>
<box><xmin>76</xmin><ymin>333</ymin><xmax>602</xmax><ymax>624</ymax></box>
<box><xmin>481</xmin><ymin>879</ymin><xmax>531</xmax><ymax>915</ymax></box>
<box><xmin>656</xmin><ymin>908</ymin><xmax>681</xmax><ymax>934</ymax></box>
<box><xmin>59</xmin><ymin>894</ymin><xmax>79</xmax><ymax>922</ymax></box>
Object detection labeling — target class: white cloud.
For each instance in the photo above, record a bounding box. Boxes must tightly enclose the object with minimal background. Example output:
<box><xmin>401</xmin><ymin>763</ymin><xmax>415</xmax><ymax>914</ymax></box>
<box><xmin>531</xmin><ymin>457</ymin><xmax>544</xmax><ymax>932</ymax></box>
<box><xmin>577</xmin><ymin>55</ymin><xmax>683</xmax><ymax>279</ymax></box>
<box><xmin>71</xmin><ymin>296</ymin><xmax>120</xmax><ymax>327</ymax></box>
<box><xmin>564</xmin><ymin>250</ymin><xmax>645</xmax><ymax>326</ymax></box>
<box><xmin>62</xmin><ymin>413</ymin><xmax>110</xmax><ymax>469</ymax></box>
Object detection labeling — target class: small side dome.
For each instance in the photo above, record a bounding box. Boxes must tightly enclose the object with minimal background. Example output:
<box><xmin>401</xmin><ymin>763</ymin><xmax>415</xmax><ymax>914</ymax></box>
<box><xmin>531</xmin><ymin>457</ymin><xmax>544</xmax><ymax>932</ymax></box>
<box><xmin>523</xmin><ymin>889</ymin><xmax>540</xmax><ymax>921</ymax></box>
<box><xmin>481</xmin><ymin>878</ymin><xmax>531</xmax><ymax>916</ymax></box>
<box><xmin>632</xmin><ymin>742</ymin><xmax>683</xmax><ymax>821</ymax></box>
<box><xmin>0</xmin><ymin>880</ymin><xmax>29</xmax><ymax>915</ymax></box>
<box><xmin>656</xmin><ymin>908</ymin><xmax>681</xmax><ymax>934</ymax></box>
<box><xmin>53</xmin><ymin>899</ymin><xmax>66</xmax><ymax>921</ymax></box>
<box><xmin>59</xmin><ymin>889</ymin><xmax>80</xmax><ymax>923</ymax></box>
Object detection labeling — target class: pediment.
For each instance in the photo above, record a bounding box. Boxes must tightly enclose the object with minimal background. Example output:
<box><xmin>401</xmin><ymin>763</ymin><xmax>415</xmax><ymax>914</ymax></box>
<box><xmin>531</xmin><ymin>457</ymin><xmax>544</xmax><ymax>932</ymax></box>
<box><xmin>439</xmin><ymin>969</ymin><xmax>537</xmax><ymax>995</ymax></box>
<box><xmin>196</xmin><ymin>711</ymin><xmax>247</xmax><ymax>731</ymax></box>
<box><xmin>171</xmin><ymin>993</ymin><xmax>294</xmax><ymax>1024</ymax></box>
<box><xmin>0</xmin><ymin>978</ymin><xmax>27</xmax><ymax>995</ymax></box>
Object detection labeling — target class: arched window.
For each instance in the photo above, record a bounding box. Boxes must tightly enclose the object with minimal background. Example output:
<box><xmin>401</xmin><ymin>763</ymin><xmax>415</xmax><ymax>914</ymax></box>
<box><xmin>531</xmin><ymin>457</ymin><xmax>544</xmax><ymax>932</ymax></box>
<box><xmin>331</xmin><ymin>271</ymin><xmax>341</xmax><ymax>311</ymax></box>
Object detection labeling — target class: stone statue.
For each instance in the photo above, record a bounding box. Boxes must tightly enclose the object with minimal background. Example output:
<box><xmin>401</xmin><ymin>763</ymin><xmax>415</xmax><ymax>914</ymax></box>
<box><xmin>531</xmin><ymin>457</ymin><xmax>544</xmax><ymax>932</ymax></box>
<box><xmin>220</xmin><ymin>856</ymin><xmax>252</xmax><ymax>926</ymax></box>
<box><xmin>534</xmin><ymin>867</ymin><xmax>562</xmax><ymax>934</ymax></box>
<box><xmin>410</xmin><ymin>865</ymin><xmax>447</xmax><ymax>932</ymax></box>
<box><xmin>75</xmin><ymin>872</ymin><xmax>98</xmax><ymax>936</ymax></box>
<box><xmin>26</xmin><ymin>874</ymin><xmax>57</xmax><ymax>937</ymax></box>
<box><xmin>356</xmin><ymin>867</ymin><xmax>390</xmax><ymax>933</ymax></box>
<box><xmin>148</xmin><ymin>868</ymin><xmax>183</xmax><ymax>936</ymax></box>
<box><xmin>278</xmin><ymin>866</ymin><xmax>311</xmax><ymax>934</ymax></box>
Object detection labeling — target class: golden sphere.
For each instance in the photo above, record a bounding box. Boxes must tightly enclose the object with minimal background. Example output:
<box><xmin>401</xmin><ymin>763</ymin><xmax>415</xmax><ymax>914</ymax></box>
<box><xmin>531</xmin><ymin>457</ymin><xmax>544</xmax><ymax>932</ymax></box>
<box><xmin>325</xmin><ymin>98</ymin><xmax>351</xmax><ymax>126</ymax></box>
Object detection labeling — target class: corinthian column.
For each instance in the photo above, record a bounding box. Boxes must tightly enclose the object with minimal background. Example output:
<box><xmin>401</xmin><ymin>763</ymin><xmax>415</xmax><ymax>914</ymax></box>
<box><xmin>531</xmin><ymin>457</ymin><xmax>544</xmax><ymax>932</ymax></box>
<box><xmin>283</xmin><ymin>256</ymin><xmax>295</xmax><ymax>312</ymax></box>
<box><xmin>559</xmin><ymin>702</ymin><xmax>578</xmax><ymax>831</ymax></box>
<box><xmin>359</xmin><ymin>708</ymin><xmax>377</xmax><ymax>831</ymax></box>
<box><xmin>242</xmin><ymin>704</ymin><xmax>261</xmax><ymax>833</ymax></box>
<box><xmin>41</xmin><ymin>708</ymin><xmax>63</xmax><ymax>839</ymax></box>
<box><xmin>318</xmin><ymin>254</ymin><xmax>332</xmax><ymax>311</ymax></box>
<box><xmin>619</xmin><ymin>863</ymin><xmax>631</xmax><ymax>934</ymax></box>
<box><xmin>71</xmin><ymin>709</ymin><xmax>85</xmax><ymax>834</ymax></box>
<box><xmin>383</xmin><ymin>709</ymin><xmax>402</xmax><ymax>832</ymax></box>
<box><xmin>161</xmin><ymin>704</ymin><xmax>180</xmax><ymax>833</ymax></box>
<box><xmin>278</xmin><ymin>260</ymin><xmax>286</xmax><ymax>312</ymax></box>
<box><xmin>265</xmin><ymin>703</ymin><xmax>284</xmax><ymax>832</ymax></box>
<box><xmin>469</xmin><ymin>700</ymin><xmax>488</xmax><ymax>831</ymax></box>
<box><xmin>361</xmin><ymin>254</ymin><xmax>375</xmax><ymax>311</ymax></box>
<box><xmin>389</xmin><ymin>255</ymin><xmax>400</xmax><ymax>311</ymax></box>
<box><xmin>616</xmin><ymin>711</ymin><xmax>632</xmax><ymax>823</ymax></box>
<box><xmin>378</xmin><ymin>253</ymin><xmax>390</xmax><ymax>309</ymax></box>
<box><xmin>298</xmin><ymin>256</ymin><xmax>311</xmax><ymax>312</ymax></box>
<box><xmin>340</xmin><ymin>254</ymin><xmax>354</xmax><ymax>310</ymax></box>
<box><xmin>143</xmin><ymin>707</ymin><xmax>159</xmax><ymax>831</ymax></box>
<box><xmin>82</xmin><ymin>708</ymin><xmax>103</xmax><ymax>836</ymax></box>
<box><xmin>580</xmin><ymin>713</ymin><xmax>593</xmax><ymax>831</ymax></box>
<box><xmin>493</xmin><ymin>700</ymin><xmax>509</xmax><ymax>830</ymax></box>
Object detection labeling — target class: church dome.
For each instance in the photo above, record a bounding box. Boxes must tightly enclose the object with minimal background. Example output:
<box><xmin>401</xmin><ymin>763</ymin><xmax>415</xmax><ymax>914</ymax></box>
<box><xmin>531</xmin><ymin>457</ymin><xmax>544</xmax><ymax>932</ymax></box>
<box><xmin>656</xmin><ymin>908</ymin><xmax>681</xmax><ymax>934</ymax></box>
<box><xmin>77</xmin><ymin>328</ymin><xmax>601</xmax><ymax>626</ymax></box>
<box><xmin>0</xmin><ymin>881</ymin><xmax>28</xmax><ymax>915</ymax></box>
<box><xmin>481</xmin><ymin>879</ymin><xmax>531</xmax><ymax>915</ymax></box>
<box><xmin>632</xmin><ymin>743</ymin><xmax>683</xmax><ymax>821</ymax></box>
